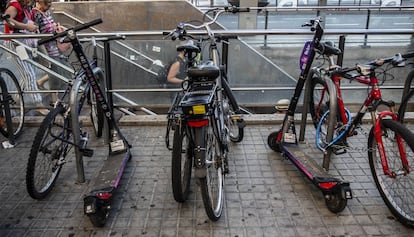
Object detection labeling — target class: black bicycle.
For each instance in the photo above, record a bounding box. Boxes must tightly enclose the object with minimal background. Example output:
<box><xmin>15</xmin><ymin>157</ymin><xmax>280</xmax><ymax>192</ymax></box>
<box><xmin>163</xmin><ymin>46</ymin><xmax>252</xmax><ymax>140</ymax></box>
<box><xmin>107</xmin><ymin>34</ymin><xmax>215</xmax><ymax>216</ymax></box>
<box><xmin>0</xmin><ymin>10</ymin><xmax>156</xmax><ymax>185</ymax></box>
<box><xmin>165</xmin><ymin>6</ymin><xmax>247</xmax><ymax>221</ymax></box>
<box><xmin>0</xmin><ymin>13</ymin><xmax>25</xmax><ymax>146</ymax></box>
<box><xmin>397</xmin><ymin>54</ymin><xmax>414</xmax><ymax>123</ymax></box>
<box><xmin>0</xmin><ymin>68</ymin><xmax>25</xmax><ymax>145</ymax></box>
<box><xmin>25</xmin><ymin>19</ymin><xmax>130</xmax><ymax>227</ymax></box>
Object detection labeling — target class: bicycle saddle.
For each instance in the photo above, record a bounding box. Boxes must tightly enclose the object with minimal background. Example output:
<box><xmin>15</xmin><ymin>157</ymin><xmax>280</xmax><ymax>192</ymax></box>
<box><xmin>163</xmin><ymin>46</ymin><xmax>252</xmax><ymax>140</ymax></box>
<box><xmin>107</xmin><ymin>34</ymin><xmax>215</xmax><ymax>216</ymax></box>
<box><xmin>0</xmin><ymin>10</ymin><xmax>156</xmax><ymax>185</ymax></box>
<box><xmin>316</xmin><ymin>41</ymin><xmax>342</xmax><ymax>56</ymax></box>
<box><xmin>177</xmin><ymin>40</ymin><xmax>200</xmax><ymax>53</ymax></box>
<box><xmin>188</xmin><ymin>61</ymin><xmax>220</xmax><ymax>81</ymax></box>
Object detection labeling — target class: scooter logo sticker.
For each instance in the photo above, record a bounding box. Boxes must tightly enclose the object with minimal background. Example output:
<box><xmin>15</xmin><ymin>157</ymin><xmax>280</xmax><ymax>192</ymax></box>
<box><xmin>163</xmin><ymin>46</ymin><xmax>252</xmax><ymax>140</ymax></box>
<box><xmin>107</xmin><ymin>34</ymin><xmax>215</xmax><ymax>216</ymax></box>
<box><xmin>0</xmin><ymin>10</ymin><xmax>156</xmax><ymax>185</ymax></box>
<box><xmin>300</xmin><ymin>41</ymin><xmax>313</xmax><ymax>74</ymax></box>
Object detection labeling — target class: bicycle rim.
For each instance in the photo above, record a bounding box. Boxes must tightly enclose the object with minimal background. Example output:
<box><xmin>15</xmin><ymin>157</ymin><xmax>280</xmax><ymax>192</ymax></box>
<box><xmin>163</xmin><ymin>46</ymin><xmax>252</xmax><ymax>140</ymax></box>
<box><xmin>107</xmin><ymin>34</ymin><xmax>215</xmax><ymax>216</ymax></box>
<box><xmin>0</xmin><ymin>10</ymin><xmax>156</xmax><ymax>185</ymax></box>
<box><xmin>26</xmin><ymin>106</ymin><xmax>70</xmax><ymax>199</ymax></box>
<box><xmin>226</xmin><ymin>99</ymin><xmax>243</xmax><ymax>142</ymax></box>
<box><xmin>316</xmin><ymin>108</ymin><xmax>350</xmax><ymax>151</ymax></box>
<box><xmin>222</xmin><ymin>81</ymin><xmax>243</xmax><ymax>142</ymax></box>
<box><xmin>309</xmin><ymin>77</ymin><xmax>330</xmax><ymax>128</ymax></box>
<box><xmin>368</xmin><ymin>119</ymin><xmax>414</xmax><ymax>227</ymax></box>
<box><xmin>89</xmin><ymin>87</ymin><xmax>104</xmax><ymax>138</ymax></box>
<box><xmin>0</xmin><ymin>68</ymin><xmax>25</xmax><ymax>138</ymax></box>
<box><xmin>200</xmin><ymin>121</ymin><xmax>224</xmax><ymax>221</ymax></box>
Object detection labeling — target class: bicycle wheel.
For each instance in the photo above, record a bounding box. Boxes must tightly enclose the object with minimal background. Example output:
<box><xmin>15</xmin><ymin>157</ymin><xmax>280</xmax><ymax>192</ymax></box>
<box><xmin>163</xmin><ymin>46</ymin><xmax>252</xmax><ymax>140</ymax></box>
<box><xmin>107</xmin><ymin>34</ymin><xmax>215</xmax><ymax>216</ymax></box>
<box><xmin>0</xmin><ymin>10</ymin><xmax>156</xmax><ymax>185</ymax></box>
<box><xmin>0</xmin><ymin>68</ymin><xmax>24</xmax><ymax>138</ymax></box>
<box><xmin>89</xmin><ymin>86</ymin><xmax>104</xmax><ymax>138</ymax></box>
<box><xmin>309</xmin><ymin>76</ymin><xmax>330</xmax><ymax>128</ymax></box>
<box><xmin>171</xmin><ymin>125</ymin><xmax>193</xmax><ymax>202</ymax></box>
<box><xmin>222</xmin><ymin>78</ymin><xmax>244</xmax><ymax>142</ymax></box>
<box><xmin>26</xmin><ymin>105</ymin><xmax>71</xmax><ymax>199</ymax></box>
<box><xmin>368</xmin><ymin>119</ymin><xmax>414</xmax><ymax>228</ymax></box>
<box><xmin>398</xmin><ymin>70</ymin><xmax>414</xmax><ymax>123</ymax></box>
<box><xmin>224</xmin><ymin>97</ymin><xmax>244</xmax><ymax>143</ymax></box>
<box><xmin>199</xmin><ymin>120</ymin><xmax>224</xmax><ymax>221</ymax></box>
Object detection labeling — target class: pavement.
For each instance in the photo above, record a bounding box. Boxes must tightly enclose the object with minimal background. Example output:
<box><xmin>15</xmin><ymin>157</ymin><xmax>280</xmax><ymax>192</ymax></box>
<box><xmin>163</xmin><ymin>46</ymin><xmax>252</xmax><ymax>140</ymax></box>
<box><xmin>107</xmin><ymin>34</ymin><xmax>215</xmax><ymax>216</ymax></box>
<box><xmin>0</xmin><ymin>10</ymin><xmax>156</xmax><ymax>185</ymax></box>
<box><xmin>1</xmin><ymin>114</ymin><xmax>414</xmax><ymax>237</ymax></box>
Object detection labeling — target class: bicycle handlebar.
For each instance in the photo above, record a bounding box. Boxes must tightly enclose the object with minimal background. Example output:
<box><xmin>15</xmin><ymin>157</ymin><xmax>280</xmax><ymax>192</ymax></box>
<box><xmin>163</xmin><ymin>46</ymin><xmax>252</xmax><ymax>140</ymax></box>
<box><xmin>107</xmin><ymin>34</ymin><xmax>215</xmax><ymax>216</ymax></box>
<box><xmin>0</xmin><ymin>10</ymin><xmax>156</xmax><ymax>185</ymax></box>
<box><xmin>367</xmin><ymin>51</ymin><xmax>414</xmax><ymax>67</ymax></box>
<box><xmin>79</xmin><ymin>35</ymin><xmax>126</xmax><ymax>43</ymax></box>
<box><xmin>38</xmin><ymin>18</ymin><xmax>103</xmax><ymax>45</ymax></box>
<box><xmin>302</xmin><ymin>16</ymin><xmax>322</xmax><ymax>32</ymax></box>
<box><xmin>335</xmin><ymin>51</ymin><xmax>414</xmax><ymax>80</ymax></box>
<box><xmin>164</xmin><ymin>6</ymin><xmax>249</xmax><ymax>41</ymax></box>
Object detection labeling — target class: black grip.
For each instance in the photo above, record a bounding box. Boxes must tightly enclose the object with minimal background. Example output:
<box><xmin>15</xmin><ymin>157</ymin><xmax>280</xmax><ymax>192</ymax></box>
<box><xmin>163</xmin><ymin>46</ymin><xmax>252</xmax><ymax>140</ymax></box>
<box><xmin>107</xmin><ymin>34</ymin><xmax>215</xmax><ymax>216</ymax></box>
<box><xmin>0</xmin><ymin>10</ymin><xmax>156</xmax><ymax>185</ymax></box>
<box><xmin>104</xmin><ymin>35</ymin><xmax>125</xmax><ymax>41</ymax></box>
<box><xmin>237</xmin><ymin>7</ymin><xmax>250</xmax><ymax>12</ymax></box>
<box><xmin>171</xmin><ymin>31</ymin><xmax>180</xmax><ymax>41</ymax></box>
<box><xmin>402</xmin><ymin>51</ymin><xmax>414</xmax><ymax>59</ymax></box>
<box><xmin>38</xmin><ymin>18</ymin><xmax>103</xmax><ymax>45</ymax></box>
<box><xmin>225</xmin><ymin>6</ymin><xmax>250</xmax><ymax>13</ymax></box>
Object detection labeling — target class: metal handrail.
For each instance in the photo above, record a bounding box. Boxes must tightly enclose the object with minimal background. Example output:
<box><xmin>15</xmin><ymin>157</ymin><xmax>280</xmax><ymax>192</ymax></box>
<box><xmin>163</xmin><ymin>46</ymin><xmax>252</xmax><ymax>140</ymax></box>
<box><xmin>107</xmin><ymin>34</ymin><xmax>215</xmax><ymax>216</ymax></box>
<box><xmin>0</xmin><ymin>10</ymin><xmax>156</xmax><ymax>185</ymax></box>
<box><xmin>0</xmin><ymin>28</ymin><xmax>413</xmax><ymax>40</ymax></box>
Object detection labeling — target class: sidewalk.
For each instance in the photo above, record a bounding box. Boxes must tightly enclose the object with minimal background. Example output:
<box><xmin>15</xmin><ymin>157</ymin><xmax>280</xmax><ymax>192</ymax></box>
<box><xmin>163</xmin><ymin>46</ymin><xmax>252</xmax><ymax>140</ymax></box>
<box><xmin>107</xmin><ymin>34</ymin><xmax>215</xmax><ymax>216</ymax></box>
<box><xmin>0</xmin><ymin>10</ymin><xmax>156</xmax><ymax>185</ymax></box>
<box><xmin>0</xmin><ymin>118</ymin><xmax>413</xmax><ymax>236</ymax></box>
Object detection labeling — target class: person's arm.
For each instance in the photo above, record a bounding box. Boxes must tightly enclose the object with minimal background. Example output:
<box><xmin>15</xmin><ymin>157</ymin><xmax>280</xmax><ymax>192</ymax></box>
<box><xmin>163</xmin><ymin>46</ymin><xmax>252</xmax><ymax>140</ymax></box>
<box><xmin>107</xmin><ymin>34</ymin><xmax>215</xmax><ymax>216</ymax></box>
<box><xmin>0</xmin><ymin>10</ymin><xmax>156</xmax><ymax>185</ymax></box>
<box><xmin>167</xmin><ymin>61</ymin><xmax>184</xmax><ymax>84</ymax></box>
<box><xmin>4</xmin><ymin>6</ymin><xmax>38</xmax><ymax>32</ymax></box>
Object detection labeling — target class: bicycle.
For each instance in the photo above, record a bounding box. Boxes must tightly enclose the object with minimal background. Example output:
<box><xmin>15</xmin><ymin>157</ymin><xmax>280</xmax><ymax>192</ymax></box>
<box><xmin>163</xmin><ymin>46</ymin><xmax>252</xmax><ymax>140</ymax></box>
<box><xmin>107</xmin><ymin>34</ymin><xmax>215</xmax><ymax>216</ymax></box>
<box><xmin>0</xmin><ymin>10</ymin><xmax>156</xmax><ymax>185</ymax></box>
<box><xmin>25</xmin><ymin>19</ymin><xmax>131</xmax><ymax>227</ymax></box>
<box><xmin>164</xmin><ymin>6</ymin><xmax>247</xmax><ymax>221</ymax></box>
<box><xmin>0</xmin><ymin>13</ymin><xmax>25</xmax><ymax>147</ymax></box>
<box><xmin>308</xmin><ymin>51</ymin><xmax>414</xmax><ymax>228</ymax></box>
<box><xmin>397</xmin><ymin>56</ymin><xmax>414</xmax><ymax>123</ymax></box>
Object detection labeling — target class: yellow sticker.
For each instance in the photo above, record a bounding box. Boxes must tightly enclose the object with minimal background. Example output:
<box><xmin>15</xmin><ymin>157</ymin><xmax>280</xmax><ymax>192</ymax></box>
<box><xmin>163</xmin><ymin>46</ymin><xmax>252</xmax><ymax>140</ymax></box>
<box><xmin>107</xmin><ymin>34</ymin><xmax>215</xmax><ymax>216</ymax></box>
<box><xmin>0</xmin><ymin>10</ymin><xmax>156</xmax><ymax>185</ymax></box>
<box><xmin>192</xmin><ymin>105</ymin><xmax>206</xmax><ymax>115</ymax></box>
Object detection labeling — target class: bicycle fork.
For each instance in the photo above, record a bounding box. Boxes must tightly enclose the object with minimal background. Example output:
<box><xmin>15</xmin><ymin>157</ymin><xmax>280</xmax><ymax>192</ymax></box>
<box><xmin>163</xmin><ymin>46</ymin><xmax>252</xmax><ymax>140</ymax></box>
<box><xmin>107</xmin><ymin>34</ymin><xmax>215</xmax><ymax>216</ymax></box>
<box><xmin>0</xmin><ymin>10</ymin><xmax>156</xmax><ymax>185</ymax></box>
<box><xmin>372</xmin><ymin>111</ymin><xmax>410</xmax><ymax>178</ymax></box>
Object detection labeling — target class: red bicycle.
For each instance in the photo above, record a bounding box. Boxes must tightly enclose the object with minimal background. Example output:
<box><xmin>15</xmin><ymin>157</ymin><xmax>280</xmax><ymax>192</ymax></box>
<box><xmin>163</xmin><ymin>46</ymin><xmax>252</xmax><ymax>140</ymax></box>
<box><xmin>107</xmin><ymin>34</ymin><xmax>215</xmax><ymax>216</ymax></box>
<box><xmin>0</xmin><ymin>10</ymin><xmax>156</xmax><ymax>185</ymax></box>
<box><xmin>309</xmin><ymin>52</ymin><xmax>414</xmax><ymax>228</ymax></box>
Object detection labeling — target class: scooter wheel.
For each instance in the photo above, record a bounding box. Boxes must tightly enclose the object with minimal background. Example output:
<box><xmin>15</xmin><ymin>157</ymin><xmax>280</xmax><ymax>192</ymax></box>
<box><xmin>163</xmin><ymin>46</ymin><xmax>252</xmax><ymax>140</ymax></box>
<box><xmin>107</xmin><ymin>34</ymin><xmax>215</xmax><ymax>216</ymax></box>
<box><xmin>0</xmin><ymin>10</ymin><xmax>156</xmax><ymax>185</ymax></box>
<box><xmin>325</xmin><ymin>189</ymin><xmax>347</xmax><ymax>213</ymax></box>
<box><xmin>267</xmin><ymin>130</ymin><xmax>282</xmax><ymax>152</ymax></box>
<box><xmin>87</xmin><ymin>197</ymin><xmax>110</xmax><ymax>227</ymax></box>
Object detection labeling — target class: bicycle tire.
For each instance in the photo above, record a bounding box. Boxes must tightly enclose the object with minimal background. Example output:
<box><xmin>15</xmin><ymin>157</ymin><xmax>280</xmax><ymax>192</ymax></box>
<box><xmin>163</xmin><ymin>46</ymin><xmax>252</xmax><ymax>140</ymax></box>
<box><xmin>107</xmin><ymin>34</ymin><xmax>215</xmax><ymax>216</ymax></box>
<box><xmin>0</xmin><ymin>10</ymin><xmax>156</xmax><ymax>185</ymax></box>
<box><xmin>368</xmin><ymin>119</ymin><xmax>414</xmax><ymax>228</ymax></box>
<box><xmin>222</xmin><ymin>77</ymin><xmax>244</xmax><ymax>142</ymax></box>
<box><xmin>398</xmin><ymin>70</ymin><xmax>414</xmax><ymax>124</ymax></box>
<box><xmin>26</xmin><ymin>105</ymin><xmax>69</xmax><ymax>199</ymax></box>
<box><xmin>171</xmin><ymin>125</ymin><xmax>193</xmax><ymax>202</ymax></box>
<box><xmin>198</xmin><ymin>121</ymin><xmax>224</xmax><ymax>221</ymax></box>
<box><xmin>310</xmin><ymin>76</ymin><xmax>344</xmax><ymax>153</ymax></box>
<box><xmin>0</xmin><ymin>68</ymin><xmax>25</xmax><ymax>138</ymax></box>
<box><xmin>89</xmin><ymin>86</ymin><xmax>104</xmax><ymax>138</ymax></box>
<box><xmin>309</xmin><ymin>76</ymin><xmax>331</xmax><ymax>128</ymax></box>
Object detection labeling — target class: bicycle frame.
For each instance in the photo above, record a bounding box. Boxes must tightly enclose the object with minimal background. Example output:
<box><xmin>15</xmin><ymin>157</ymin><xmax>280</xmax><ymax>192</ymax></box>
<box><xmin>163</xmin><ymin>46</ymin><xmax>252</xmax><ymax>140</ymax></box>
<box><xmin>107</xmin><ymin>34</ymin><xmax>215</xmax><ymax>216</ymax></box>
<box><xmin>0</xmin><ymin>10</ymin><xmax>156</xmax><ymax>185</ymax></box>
<box><xmin>170</xmin><ymin>8</ymin><xmax>243</xmax><ymax>159</ymax></box>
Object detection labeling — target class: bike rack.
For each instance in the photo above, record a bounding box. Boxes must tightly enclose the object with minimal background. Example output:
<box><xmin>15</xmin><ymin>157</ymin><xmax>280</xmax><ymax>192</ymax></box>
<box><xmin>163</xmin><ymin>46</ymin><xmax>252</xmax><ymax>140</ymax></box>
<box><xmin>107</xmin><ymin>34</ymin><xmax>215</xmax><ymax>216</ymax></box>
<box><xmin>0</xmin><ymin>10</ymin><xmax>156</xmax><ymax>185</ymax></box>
<box><xmin>299</xmin><ymin>35</ymin><xmax>346</xmax><ymax>143</ymax></box>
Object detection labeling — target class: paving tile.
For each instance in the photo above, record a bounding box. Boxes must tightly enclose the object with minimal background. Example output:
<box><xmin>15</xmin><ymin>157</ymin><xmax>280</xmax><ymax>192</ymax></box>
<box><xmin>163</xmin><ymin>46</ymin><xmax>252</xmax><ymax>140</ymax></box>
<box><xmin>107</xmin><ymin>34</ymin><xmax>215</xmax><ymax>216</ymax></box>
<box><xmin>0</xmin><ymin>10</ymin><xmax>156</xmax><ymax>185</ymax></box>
<box><xmin>1</xmin><ymin>123</ymin><xmax>414</xmax><ymax>236</ymax></box>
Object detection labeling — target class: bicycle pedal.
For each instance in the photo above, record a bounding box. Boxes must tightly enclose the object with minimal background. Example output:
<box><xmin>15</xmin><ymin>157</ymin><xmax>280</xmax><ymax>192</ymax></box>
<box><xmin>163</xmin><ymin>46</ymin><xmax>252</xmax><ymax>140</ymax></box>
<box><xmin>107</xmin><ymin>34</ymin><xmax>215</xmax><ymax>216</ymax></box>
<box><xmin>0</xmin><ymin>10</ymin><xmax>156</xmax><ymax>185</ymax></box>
<box><xmin>81</xmin><ymin>148</ymin><xmax>94</xmax><ymax>157</ymax></box>
<box><xmin>332</xmin><ymin>148</ymin><xmax>347</xmax><ymax>155</ymax></box>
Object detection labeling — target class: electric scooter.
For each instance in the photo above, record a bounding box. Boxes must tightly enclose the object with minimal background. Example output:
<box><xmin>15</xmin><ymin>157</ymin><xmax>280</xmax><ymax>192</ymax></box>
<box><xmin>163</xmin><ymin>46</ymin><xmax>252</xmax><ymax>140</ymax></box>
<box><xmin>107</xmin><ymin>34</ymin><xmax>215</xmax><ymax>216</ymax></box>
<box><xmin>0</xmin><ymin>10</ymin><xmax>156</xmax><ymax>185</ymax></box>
<box><xmin>267</xmin><ymin>17</ymin><xmax>352</xmax><ymax>213</ymax></box>
<box><xmin>38</xmin><ymin>19</ymin><xmax>132</xmax><ymax>227</ymax></box>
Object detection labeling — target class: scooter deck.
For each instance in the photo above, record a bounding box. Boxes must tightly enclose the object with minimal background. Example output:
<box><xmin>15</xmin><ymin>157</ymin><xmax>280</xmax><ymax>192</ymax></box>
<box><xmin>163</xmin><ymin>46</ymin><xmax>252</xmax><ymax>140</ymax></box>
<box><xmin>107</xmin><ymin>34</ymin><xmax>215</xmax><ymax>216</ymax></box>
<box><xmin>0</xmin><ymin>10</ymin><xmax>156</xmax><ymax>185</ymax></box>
<box><xmin>281</xmin><ymin>143</ymin><xmax>335</xmax><ymax>183</ymax></box>
<box><xmin>90</xmin><ymin>149</ymin><xmax>131</xmax><ymax>191</ymax></box>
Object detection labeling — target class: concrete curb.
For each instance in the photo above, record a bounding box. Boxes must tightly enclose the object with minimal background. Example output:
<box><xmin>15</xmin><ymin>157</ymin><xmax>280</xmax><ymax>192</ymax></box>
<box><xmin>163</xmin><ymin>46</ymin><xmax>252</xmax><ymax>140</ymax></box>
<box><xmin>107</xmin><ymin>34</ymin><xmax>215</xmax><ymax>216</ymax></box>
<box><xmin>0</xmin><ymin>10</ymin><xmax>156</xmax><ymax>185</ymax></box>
<box><xmin>25</xmin><ymin>112</ymin><xmax>409</xmax><ymax>127</ymax></box>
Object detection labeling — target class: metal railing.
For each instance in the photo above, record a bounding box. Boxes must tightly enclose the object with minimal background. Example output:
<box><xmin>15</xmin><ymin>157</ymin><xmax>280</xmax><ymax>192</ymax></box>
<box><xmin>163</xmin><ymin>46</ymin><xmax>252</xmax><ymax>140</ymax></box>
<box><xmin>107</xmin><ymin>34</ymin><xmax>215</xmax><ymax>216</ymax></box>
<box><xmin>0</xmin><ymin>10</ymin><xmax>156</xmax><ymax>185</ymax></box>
<box><xmin>1</xmin><ymin>27</ymin><xmax>413</xmax><ymax>113</ymax></box>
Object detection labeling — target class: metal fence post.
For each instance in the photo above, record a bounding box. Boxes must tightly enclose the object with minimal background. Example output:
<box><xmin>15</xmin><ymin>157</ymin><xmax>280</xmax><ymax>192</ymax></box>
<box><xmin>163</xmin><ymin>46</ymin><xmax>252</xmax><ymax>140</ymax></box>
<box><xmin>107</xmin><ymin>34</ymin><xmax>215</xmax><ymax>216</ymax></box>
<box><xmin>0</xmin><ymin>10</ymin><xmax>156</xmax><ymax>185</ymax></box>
<box><xmin>362</xmin><ymin>9</ymin><xmax>371</xmax><ymax>48</ymax></box>
<box><xmin>261</xmin><ymin>10</ymin><xmax>270</xmax><ymax>49</ymax></box>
